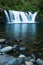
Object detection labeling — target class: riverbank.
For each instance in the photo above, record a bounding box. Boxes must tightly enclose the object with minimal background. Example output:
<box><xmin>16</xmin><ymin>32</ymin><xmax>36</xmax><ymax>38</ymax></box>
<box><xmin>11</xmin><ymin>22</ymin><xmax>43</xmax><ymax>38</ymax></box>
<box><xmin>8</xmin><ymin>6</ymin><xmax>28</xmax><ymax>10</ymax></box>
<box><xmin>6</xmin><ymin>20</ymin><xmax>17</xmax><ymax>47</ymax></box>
<box><xmin>0</xmin><ymin>39</ymin><xmax>43</xmax><ymax>65</ymax></box>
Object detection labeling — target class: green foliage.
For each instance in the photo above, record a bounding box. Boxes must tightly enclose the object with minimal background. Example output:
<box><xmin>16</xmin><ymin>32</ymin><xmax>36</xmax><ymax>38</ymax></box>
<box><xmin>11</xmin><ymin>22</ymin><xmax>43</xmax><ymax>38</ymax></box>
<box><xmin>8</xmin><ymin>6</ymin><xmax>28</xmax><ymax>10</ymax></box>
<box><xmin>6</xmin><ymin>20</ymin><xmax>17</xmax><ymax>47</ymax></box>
<box><xmin>0</xmin><ymin>0</ymin><xmax>43</xmax><ymax>13</ymax></box>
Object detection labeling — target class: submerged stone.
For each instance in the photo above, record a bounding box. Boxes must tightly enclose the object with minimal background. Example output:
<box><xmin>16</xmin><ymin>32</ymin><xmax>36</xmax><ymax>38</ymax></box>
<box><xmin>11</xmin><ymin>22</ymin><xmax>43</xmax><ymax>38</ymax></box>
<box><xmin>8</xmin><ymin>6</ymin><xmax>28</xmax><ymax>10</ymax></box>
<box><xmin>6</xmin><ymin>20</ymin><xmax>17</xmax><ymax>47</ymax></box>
<box><xmin>19</xmin><ymin>47</ymin><xmax>26</xmax><ymax>51</ymax></box>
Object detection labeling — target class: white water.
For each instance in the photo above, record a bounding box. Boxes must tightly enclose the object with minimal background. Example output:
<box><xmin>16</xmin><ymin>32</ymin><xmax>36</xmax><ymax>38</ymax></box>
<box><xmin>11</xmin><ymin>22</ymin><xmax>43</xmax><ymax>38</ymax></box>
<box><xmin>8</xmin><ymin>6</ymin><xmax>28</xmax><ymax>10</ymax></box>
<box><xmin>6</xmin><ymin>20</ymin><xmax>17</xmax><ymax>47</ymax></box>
<box><xmin>4</xmin><ymin>10</ymin><xmax>37</xmax><ymax>23</ymax></box>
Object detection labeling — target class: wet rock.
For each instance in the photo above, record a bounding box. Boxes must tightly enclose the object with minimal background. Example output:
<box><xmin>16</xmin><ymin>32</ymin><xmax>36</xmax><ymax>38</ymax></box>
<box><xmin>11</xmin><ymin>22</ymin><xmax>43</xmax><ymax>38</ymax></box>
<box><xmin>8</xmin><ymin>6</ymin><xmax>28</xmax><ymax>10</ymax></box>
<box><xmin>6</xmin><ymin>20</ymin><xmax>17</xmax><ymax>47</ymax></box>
<box><xmin>23</xmin><ymin>56</ymin><xmax>31</xmax><ymax>61</ymax></box>
<box><xmin>30</xmin><ymin>59</ymin><xmax>35</xmax><ymax>63</ymax></box>
<box><xmin>13</xmin><ymin>44</ymin><xmax>19</xmax><ymax>52</ymax></box>
<box><xmin>0</xmin><ymin>39</ymin><xmax>6</xmax><ymax>44</ymax></box>
<box><xmin>16</xmin><ymin>51</ymin><xmax>20</xmax><ymax>55</ymax></box>
<box><xmin>0</xmin><ymin>39</ymin><xmax>8</xmax><ymax>48</ymax></box>
<box><xmin>19</xmin><ymin>54</ymin><xmax>26</xmax><ymax>61</ymax></box>
<box><xmin>19</xmin><ymin>54</ymin><xmax>26</xmax><ymax>58</ymax></box>
<box><xmin>5</xmin><ymin>58</ymin><xmax>22</xmax><ymax>65</ymax></box>
<box><xmin>31</xmin><ymin>54</ymin><xmax>35</xmax><ymax>59</ymax></box>
<box><xmin>19</xmin><ymin>55</ymin><xmax>34</xmax><ymax>61</ymax></box>
<box><xmin>1</xmin><ymin>46</ymin><xmax>13</xmax><ymax>53</ymax></box>
<box><xmin>0</xmin><ymin>54</ymin><xmax>15</xmax><ymax>65</ymax></box>
<box><xmin>36</xmin><ymin>58</ymin><xmax>43</xmax><ymax>65</ymax></box>
<box><xmin>0</xmin><ymin>44</ymin><xmax>2</xmax><ymax>49</ymax></box>
<box><xmin>25</xmin><ymin>61</ymin><xmax>34</xmax><ymax>65</ymax></box>
<box><xmin>19</xmin><ymin>55</ymin><xmax>32</xmax><ymax>61</ymax></box>
<box><xmin>19</xmin><ymin>47</ymin><xmax>26</xmax><ymax>51</ymax></box>
<box><xmin>3</xmin><ymin>44</ymin><xmax>8</xmax><ymax>48</ymax></box>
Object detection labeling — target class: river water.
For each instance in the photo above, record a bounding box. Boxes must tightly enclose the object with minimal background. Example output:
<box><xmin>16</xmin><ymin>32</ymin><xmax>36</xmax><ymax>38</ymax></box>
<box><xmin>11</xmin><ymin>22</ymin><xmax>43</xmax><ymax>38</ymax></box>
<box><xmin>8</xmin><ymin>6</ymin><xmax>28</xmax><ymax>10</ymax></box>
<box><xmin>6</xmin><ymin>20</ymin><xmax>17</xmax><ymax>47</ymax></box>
<box><xmin>0</xmin><ymin>23</ymin><xmax>43</xmax><ymax>58</ymax></box>
<box><xmin>0</xmin><ymin>23</ymin><xmax>43</xmax><ymax>43</ymax></box>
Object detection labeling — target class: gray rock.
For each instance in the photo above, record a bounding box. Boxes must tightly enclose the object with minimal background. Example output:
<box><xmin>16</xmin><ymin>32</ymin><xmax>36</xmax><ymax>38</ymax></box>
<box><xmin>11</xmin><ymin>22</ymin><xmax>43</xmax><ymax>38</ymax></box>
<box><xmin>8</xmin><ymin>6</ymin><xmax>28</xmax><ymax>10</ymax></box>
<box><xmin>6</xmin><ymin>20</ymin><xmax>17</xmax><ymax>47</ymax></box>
<box><xmin>19</xmin><ymin>55</ymin><xmax>32</xmax><ymax>61</ymax></box>
<box><xmin>0</xmin><ymin>44</ymin><xmax>2</xmax><ymax>49</ymax></box>
<box><xmin>1</xmin><ymin>46</ymin><xmax>13</xmax><ymax>53</ymax></box>
<box><xmin>0</xmin><ymin>39</ymin><xmax>6</xmax><ymax>43</ymax></box>
<box><xmin>30</xmin><ymin>59</ymin><xmax>35</xmax><ymax>63</ymax></box>
<box><xmin>24</xmin><ymin>57</ymin><xmax>32</xmax><ymax>61</ymax></box>
<box><xmin>19</xmin><ymin>47</ymin><xmax>26</xmax><ymax>51</ymax></box>
<box><xmin>36</xmin><ymin>58</ymin><xmax>43</xmax><ymax>65</ymax></box>
<box><xmin>31</xmin><ymin>54</ymin><xmax>35</xmax><ymax>59</ymax></box>
<box><xmin>25</xmin><ymin>61</ymin><xmax>34</xmax><ymax>65</ymax></box>
<box><xmin>19</xmin><ymin>54</ymin><xmax>26</xmax><ymax>58</ymax></box>
<box><xmin>0</xmin><ymin>54</ymin><xmax>15</xmax><ymax>65</ymax></box>
<box><xmin>19</xmin><ymin>54</ymin><xmax>26</xmax><ymax>61</ymax></box>
<box><xmin>13</xmin><ymin>44</ymin><xmax>19</xmax><ymax>51</ymax></box>
<box><xmin>5</xmin><ymin>58</ymin><xmax>22</xmax><ymax>65</ymax></box>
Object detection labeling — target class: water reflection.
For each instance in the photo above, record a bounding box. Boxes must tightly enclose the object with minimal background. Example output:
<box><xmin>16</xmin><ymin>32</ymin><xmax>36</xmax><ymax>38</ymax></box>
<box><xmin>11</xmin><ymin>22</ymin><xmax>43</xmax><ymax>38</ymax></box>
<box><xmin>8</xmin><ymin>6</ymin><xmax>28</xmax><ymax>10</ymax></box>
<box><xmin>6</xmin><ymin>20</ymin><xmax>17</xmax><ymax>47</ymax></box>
<box><xmin>5</xmin><ymin>24</ymin><xmax>36</xmax><ymax>41</ymax></box>
<box><xmin>21</xmin><ymin>24</ymin><xmax>27</xmax><ymax>39</ymax></box>
<box><xmin>14</xmin><ymin>24</ymin><xmax>21</xmax><ymax>39</ymax></box>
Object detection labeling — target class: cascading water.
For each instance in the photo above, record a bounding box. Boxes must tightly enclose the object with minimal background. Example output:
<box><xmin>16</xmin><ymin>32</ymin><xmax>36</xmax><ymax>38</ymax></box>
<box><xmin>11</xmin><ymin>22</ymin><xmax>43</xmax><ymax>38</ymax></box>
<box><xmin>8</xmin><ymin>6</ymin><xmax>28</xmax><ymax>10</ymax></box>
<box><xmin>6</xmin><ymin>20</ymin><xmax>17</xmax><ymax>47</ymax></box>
<box><xmin>4</xmin><ymin>10</ymin><xmax>37</xmax><ymax>23</ymax></box>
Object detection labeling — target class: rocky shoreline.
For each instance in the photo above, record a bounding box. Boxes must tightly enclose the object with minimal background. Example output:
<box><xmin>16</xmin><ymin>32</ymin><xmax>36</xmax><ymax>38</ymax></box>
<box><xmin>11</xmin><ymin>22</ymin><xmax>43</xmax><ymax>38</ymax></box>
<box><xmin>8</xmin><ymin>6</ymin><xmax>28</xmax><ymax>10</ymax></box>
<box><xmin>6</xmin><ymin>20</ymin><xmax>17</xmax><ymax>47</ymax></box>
<box><xmin>0</xmin><ymin>39</ymin><xmax>43</xmax><ymax>65</ymax></box>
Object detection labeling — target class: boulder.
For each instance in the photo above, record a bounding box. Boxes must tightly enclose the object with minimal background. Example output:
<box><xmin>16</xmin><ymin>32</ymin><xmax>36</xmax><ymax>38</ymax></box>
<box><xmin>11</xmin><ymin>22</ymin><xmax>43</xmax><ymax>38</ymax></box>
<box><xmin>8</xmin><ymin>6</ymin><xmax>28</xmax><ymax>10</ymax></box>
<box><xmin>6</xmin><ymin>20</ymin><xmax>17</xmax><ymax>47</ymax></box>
<box><xmin>36</xmin><ymin>58</ymin><xmax>43</xmax><ymax>65</ymax></box>
<box><xmin>0</xmin><ymin>53</ymin><xmax>24</xmax><ymax>65</ymax></box>
<box><xmin>0</xmin><ymin>54</ymin><xmax>15</xmax><ymax>65</ymax></box>
<box><xmin>5</xmin><ymin>58</ymin><xmax>22</xmax><ymax>65</ymax></box>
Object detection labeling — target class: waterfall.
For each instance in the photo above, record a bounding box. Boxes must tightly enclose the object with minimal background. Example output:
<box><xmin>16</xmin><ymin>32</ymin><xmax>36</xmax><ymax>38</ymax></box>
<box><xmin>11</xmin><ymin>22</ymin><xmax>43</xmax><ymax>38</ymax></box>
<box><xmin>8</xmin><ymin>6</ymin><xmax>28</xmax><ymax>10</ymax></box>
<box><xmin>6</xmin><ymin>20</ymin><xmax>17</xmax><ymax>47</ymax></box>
<box><xmin>4</xmin><ymin>10</ymin><xmax>37</xmax><ymax>23</ymax></box>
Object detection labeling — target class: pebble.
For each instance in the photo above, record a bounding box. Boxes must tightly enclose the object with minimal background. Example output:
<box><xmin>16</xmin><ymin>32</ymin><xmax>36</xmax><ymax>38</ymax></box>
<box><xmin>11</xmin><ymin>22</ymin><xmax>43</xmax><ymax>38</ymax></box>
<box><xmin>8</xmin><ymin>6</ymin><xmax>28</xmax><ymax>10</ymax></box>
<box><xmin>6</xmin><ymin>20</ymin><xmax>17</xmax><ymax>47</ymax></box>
<box><xmin>0</xmin><ymin>39</ymin><xmax>6</xmax><ymax>43</ymax></box>
<box><xmin>19</xmin><ymin>54</ymin><xmax>26</xmax><ymax>58</ymax></box>
<box><xmin>23</xmin><ymin>56</ymin><xmax>31</xmax><ymax>61</ymax></box>
<box><xmin>13</xmin><ymin>44</ymin><xmax>19</xmax><ymax>51</ymax></box>
<box><xmin>19</xmin><ymin>47</ymin><xmax>26</xmax><ymax>51</ymax></box>
<box><xmin>19</xmin><ymin>54</ymin><xmax>26</xmax><ymax>61</ymax></box>
<box><xmin>31</xmin><ymin>54</ymin><xmax>35</xmax><ymax>59</ymax></box>
<box><xmin>30</xmin><ymin>59</ymin><xmax>35</xmax><ymax>63</ymax></box>
<box><xmin>25</xmin><ymin>61</ymin><xmax>34</xmax><ymax>65</ymax></box>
